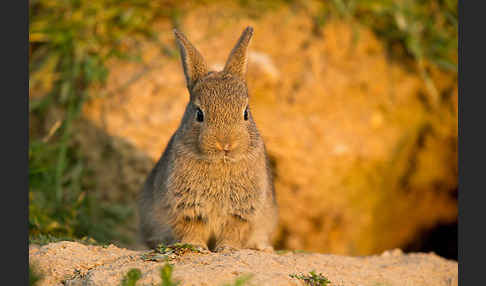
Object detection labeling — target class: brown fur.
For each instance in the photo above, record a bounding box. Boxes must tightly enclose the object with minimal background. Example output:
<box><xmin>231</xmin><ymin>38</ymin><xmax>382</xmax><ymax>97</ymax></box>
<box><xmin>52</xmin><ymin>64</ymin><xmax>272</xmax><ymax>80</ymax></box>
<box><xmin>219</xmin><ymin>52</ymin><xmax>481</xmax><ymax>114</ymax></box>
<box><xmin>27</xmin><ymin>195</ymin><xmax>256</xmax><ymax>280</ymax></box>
<box><xmin>138</xmin><ymin>27</ymin><xmax>278</xmax><ymax>252</ymax></box>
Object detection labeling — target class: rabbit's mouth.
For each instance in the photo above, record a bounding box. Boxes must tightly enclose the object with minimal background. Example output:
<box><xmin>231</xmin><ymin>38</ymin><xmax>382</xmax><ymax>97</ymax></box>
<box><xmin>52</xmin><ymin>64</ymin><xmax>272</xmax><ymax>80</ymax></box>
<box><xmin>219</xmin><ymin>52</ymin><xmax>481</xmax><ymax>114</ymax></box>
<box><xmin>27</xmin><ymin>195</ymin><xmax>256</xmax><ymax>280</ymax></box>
<box><xmin>203</xmin><ymin>151</ymin><xmax>243</xmax><ymax>163</ymax></box>
<box><xmin>222</xmin><ymin>153</ymin><xmax>238</xmax><ymax>163</ymax></box>
<box><xmin>214</xmin><ymin>151</ymin><xmax>237</xmax><ymax>162</ymax></box>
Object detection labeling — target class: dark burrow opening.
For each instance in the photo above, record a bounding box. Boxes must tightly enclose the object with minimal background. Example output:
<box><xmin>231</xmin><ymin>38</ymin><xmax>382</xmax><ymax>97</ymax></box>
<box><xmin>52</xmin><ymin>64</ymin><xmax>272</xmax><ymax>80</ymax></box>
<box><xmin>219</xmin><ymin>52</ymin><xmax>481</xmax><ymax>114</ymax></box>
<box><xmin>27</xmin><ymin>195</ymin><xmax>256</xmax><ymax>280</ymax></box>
<box><xmin>403</xmin><ymin>187</ymin><xmax>457</xmax><ymax>261</ymax></box>
<box><xmin>403</xmin><ymin>220</ymin><xmax>457</xmax><ymax>261</ymax></box>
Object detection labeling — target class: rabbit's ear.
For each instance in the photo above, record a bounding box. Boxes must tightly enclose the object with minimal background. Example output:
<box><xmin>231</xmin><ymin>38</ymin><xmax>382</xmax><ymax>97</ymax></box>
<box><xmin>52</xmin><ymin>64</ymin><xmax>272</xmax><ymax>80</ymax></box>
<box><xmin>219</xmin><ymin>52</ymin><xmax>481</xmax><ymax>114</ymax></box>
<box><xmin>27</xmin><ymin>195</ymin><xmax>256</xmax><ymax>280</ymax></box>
<box><xmin>174</xmin><ymin>29</ymin><xmax>209</xmax><ymax>90</ymax></box>
<box><xmin>223</xmin><ymin>26</ymin><xmax>254</xmax><ymax>79</ymax></box>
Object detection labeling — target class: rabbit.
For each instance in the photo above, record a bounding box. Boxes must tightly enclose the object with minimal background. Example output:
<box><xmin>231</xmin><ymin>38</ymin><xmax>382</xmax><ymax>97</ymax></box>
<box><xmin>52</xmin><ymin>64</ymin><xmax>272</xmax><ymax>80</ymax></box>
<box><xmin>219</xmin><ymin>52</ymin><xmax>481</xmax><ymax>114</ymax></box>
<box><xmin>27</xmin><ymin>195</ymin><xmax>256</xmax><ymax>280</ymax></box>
<box><xmin>138</xmin><ymin>26</ymin><xmax>278</xmax><ymax>253</ymax></box>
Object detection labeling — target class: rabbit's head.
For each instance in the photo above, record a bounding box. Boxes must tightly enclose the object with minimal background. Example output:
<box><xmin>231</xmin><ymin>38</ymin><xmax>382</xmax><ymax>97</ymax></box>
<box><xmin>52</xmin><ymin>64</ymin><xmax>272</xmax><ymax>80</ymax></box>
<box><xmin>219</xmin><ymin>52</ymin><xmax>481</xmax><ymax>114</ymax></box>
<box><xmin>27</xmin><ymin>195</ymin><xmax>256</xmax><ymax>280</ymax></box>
<box><xmin>173</xmin><ymin>27</ymin><xmax>261</xmax><ymax>162</ymax></box>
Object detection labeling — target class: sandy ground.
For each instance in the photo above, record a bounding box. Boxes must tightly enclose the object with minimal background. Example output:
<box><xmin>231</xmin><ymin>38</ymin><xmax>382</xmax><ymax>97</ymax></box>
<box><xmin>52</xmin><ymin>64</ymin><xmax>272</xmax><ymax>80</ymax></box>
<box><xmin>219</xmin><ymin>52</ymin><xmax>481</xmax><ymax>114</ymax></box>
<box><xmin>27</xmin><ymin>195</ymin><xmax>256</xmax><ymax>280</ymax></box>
<box><xmin>29</xmin><ymin>241</ymin><xmax>457</xmax><ymax>286</ymax></box>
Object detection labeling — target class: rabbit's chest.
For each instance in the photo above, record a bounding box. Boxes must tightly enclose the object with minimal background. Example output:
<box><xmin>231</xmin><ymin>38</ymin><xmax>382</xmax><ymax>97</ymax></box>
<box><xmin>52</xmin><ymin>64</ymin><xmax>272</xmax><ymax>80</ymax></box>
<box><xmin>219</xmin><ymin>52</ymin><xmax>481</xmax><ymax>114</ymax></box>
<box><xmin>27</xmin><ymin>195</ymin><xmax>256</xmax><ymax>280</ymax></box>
<box><xmin>167</xmin><ymin>160</ymin><xmax>262</xmax><ymax>221</ymax></box>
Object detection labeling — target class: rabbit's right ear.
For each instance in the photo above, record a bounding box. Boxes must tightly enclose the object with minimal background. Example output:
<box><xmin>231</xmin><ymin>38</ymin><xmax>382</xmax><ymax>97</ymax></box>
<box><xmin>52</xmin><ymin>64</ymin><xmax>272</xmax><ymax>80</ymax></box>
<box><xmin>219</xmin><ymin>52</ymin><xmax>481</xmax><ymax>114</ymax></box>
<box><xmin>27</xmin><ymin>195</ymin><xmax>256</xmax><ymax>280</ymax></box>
<box><xmin>173</xmin><ymin>29</ymin><xmax>209</xmax><ymax>91</ymax></box>
<box><xmin>223</xmin><ymin>26</ymin><xmax>253</xmax><ymax>80</ymax></box>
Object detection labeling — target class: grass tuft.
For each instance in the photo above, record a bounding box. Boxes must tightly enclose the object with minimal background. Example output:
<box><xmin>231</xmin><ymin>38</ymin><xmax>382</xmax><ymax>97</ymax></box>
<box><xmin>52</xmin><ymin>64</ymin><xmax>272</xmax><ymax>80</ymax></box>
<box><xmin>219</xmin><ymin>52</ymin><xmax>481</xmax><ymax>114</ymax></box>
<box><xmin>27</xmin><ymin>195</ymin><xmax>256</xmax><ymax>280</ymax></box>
<box><xmin>157</xmin><ymin>242</ymin><xmax>202</xmax><ymax>255</ymax></box>
<box><xmin>142</xmin><ymin>242</ymin><xmax>202</xmax><ymax>262</ymax></box>
<box><xmin>121</xmin><ymin>269</ymin><xmax>142</xmax><ymax>286</ymax></box>
<box><xmin>290</xmin><ymin>271</ymin><xmax>331</xmax><ymax>286</ymax></box>
<box><xmin>160</xmin><ymin>263</ymin><xmax>180</xmax><ymax>286</ymax></box>
<box><xmin>221</xmin><ymin>275</ymin><xmax>253</xmax><ymax>286</ymax></box>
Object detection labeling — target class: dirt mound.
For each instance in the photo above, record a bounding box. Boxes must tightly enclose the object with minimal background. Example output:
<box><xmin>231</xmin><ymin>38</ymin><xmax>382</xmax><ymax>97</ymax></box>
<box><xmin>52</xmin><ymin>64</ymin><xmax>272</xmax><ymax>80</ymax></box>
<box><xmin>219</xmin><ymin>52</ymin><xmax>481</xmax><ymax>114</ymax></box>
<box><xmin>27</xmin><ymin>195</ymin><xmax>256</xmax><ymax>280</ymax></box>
<box><xmin>29</xmin><ymin>241</ymin><xmax>457</xmax><ymax>286</ymax></box>
<box><xmin>78</xmin><ymin>3</ymin><xmax>457</xmax><ymax>254</ymax></box>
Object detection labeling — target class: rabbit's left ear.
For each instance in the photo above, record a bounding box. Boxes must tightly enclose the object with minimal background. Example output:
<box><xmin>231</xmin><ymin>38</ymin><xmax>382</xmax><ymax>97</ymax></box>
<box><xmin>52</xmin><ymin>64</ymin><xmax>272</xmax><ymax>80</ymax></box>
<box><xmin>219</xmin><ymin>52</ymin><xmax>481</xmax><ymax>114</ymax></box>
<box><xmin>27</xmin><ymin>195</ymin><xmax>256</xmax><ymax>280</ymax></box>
<box><xmin>223</xmin><ymin>26</ymin><xmax>254</xmax><ymax>79</ymax></box>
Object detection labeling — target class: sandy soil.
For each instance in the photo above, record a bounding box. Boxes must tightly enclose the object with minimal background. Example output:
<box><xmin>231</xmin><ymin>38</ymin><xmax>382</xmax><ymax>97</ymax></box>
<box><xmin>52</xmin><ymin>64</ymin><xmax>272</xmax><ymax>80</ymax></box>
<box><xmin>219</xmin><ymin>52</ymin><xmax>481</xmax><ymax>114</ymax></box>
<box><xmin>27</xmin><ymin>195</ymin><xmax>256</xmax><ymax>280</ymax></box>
<box><xmin>29</xmin><ymin>241</ymin><xmax>457</xmax><ymax>286</ymax></box>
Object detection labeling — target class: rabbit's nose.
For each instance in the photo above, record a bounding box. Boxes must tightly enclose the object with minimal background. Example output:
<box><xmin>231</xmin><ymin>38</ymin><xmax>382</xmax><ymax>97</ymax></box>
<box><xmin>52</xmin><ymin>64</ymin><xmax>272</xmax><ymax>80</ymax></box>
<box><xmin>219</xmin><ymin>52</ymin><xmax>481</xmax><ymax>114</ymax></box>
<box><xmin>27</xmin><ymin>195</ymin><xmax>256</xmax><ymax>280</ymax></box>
<box><xmin>215</xmin><ymin>140</ymin><xmax>233</xmax><ymax>152</ymax></box>
<box><xmin>223</xmin><ymin>144</ymin><xmax>231</xmax><ymax>151</ymax></box>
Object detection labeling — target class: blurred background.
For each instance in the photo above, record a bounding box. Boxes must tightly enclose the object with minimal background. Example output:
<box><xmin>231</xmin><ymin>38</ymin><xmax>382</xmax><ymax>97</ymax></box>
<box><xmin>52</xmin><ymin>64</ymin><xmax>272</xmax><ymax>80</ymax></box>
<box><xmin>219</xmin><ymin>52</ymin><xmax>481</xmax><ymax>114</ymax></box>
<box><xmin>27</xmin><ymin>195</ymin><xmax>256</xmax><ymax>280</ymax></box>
<box><xmin>29</xmin><ymin>0</ymin><xmax>458</xmax><ymax>260</ymax></box>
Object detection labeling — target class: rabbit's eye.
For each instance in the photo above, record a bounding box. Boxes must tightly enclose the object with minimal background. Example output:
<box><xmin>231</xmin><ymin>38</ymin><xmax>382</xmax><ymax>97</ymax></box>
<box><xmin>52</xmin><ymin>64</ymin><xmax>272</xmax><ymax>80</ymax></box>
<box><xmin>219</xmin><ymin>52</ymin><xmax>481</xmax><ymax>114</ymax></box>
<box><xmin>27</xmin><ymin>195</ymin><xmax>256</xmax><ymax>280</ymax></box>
<box><xmin>244</xmin><ymin>106</ymin><xmax>249</xmax><ymax>121</ymax></box>
<box><xmin>196</xmin><ymin>108</ymin><xmax>204</xmax><ymax>122</ymax></box>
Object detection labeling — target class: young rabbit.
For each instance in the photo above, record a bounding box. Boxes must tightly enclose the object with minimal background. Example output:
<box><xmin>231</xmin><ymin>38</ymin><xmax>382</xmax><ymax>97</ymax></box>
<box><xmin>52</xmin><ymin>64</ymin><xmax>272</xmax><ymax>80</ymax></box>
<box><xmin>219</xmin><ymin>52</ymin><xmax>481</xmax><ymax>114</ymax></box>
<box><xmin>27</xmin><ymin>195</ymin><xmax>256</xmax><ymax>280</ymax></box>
<box><xmin>138</xmin><ymin>27</ymin><xmax>278</xmax><ymax>252</ymax></box>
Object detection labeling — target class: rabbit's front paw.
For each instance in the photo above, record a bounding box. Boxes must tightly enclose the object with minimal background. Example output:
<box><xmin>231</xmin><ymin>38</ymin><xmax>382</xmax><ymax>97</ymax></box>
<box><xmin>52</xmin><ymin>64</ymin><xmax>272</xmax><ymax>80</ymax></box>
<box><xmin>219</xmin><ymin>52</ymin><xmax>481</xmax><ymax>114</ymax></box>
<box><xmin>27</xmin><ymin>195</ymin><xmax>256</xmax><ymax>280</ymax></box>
<box><xmin>180</xmin><ymin>240</ymin><xmax>210</xmax><ymax>254</ymax></box>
